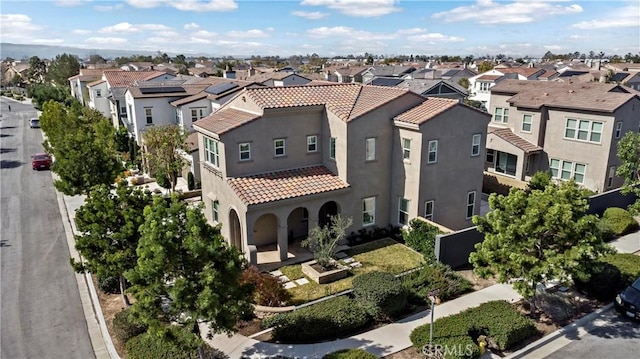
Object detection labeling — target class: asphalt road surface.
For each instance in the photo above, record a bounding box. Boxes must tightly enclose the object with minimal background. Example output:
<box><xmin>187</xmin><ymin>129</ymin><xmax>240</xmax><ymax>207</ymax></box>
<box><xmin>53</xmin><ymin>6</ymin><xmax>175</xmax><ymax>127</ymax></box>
<box><xmin>544</xmin><ymin>309</ymin><xmax>640</xmax><ymax>359</ymax></box>
<box><xmin>0</xmin><ymin>98</ymin><xmax>95</xmax><ymax>359</ymax></box>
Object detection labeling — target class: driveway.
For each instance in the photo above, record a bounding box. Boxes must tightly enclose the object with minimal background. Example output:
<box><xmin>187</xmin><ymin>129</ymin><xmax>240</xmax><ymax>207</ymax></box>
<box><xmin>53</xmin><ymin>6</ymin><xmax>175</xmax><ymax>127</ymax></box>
<box><xmin>0</xmin><ymin>98</ymin><xmax>96</xmax><ymax>359</ymax></box>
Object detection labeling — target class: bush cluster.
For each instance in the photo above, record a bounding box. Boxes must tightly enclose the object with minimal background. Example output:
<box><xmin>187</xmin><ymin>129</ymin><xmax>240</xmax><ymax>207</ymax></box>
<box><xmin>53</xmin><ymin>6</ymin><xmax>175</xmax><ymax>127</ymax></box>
<box><xmin>112</xmin><ymin>308</ymin><xmax>148</xmax><ymax>344</ymax></box>
<box><xmin>410</xmin><ymin>300</ymin><xmax>537</xmax><ymax>359</ymax></box>
<box><xmin>575</xmin><ymin>253</ymin><xmax>640</xmax><ymax>300</ymax></box>
<box><xmin>262</xmin><ymin>296</ymin><xmax>370</xmax><ymax>343</ymax></box>
<box><xmin>602</xmin><ymin>253</ymin><xmax>640</xmax><ymax>286</ymax></box>
<box><xmin>402</xmin><ymin>262</ymin><xmax>473</xmax><ymax>305</ymax></box>
<box><xmin>323</xmin><ymin>349</ymin><xmax>377</xmax><ymax>359</ymax></box>
<box><xmin>401</xmin><ymin>219</ymin><xmax>442</xmax><ymax>261</ymax></box>
<box><xmin>601</xmin><ymin>207</ymin><xmax>639</xmax><ymax>236</ymax></box>
<box><xmin>240</xmin><ymin>266</ymin><xmax>291</xmax><ymax>306</ymax></box>
<box><xmin>346</xmin><ymin>225</ymin><xmax>401</xmax><ymax>246</ymax></box>
<box><xmin>126</xmin><ymin>325</ymin><xmax>223</xmax><ymax>359</ymax></box>
<box><xmin>353</xmin><ymin>271</ymin><xmax>407</xmax><ymax>320</ymax></box>
<box><xmin>98</xmin><ymin>276</ymin><xmax>121</xmax><ymax>294</ymax></box>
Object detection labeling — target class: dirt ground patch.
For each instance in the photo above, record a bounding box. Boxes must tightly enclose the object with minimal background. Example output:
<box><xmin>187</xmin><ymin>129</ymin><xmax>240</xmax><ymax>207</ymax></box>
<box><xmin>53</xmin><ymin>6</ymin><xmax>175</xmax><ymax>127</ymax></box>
<box><xmin>455</xmin><ymin>269</ymin><xmax>498</xmax><ymax>291</ymax></box>
<box><xmin>91</xmin><ymin>275</ymin><xmax>129</xmax><ymax>358</ymax></box>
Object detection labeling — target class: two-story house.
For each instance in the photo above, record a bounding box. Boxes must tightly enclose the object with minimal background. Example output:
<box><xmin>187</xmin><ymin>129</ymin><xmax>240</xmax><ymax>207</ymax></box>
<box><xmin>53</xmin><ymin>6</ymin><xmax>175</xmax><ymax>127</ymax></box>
<box><xmin>468</xmin><ymin>67</ymin><xmax>547</xmax><ymax>110</ymax></box>
<box><xmin>192</xmin><ymin>83</ymin><xmax>490</xmax><ymax>265</ymax></box>
<box><xmin>485</xmin><ymin>79</ymin><xmax>640</xmax><ymax>192</ymax></box>
<box><xmin>68</xmin><ymin>68</ymin><xmax>113</xmax><ymax>105</ymax></box>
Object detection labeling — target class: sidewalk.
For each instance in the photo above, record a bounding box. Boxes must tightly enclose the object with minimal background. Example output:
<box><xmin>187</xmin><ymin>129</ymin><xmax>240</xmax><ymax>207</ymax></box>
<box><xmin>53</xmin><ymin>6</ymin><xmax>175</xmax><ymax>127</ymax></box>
<box><xmin>608</xmin><ymin>229</ymin><xmax>640</xmax><ymax>254</ymax></box>
<box><xmin>201</xmin><ymin>284</ymin><xmax>522</xmax><ymax>359</ymax></box>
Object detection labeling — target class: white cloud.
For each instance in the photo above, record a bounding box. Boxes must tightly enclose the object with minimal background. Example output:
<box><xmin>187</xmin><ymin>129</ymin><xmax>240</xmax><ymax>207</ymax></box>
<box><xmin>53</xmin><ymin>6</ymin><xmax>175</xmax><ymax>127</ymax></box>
<box><xmin>184</xmin><ymin>22</ymin><xmax>200</xmax><ymax>30</ymax></box>
<box><xmin>99</xmin><ymin>22</ymin><xmax>173</xmax><ymax>34</ymax></box>
<box><xmin>84</xmin><ymin>37</ymin><xmax>129</xmax><ymax>45</ymax></box>
<box><xmin>94</xmin><ymin>3</ymin><xmax>124</xmax><ymax>11</ymax></box>
<box><xmin>307</xmin><ymin>26</ymin><xmax>394</xmax><ymax>41</ymax></box>
<box><xmin>226</xmin><ymin>29</ymin><xmax>271</xmax><ymax>38</ymax></box>
<box><xmin>543</xmin><ymin>45</ymin><xmax>563</xmax><ymax>51</ymax></box>
<box><xmin>568</xmin><ymin>34</ymin><xmax>585</xmax><ymax>40</ymax></box>
<box><xmin>291</xmin><ymin>10</ymin><xmax>327</xmax><ymax>19</ymax></box>
<box><xmin>32</xmin><ymin>38</ymin><xmax>65</xmax><ymax>44</ymax></box>
<box><xmin>301</xmin><ymin>0</ymin><xmax>401</xmax><ymax>17</ymax></box>
<box><xmin>396</xmin><ymin>28</ymin><xmax>428</xmax><ymax>35</ymax></box>
<box><xmin>571</xmin><ymin>4</ymin><xmax>640</xmax><ymax>29</ymax></box>
<box><xmin>55</xmin><ymin>0</ymin><xmax>91</xmax><ymax>7</ymax></box>
<box><xmin>0</xmin><ymin>14</ymin><xmax>43</xmax><ymax>41</ymax></box>
<box><xmin>193</xmin><ymin>30</ymin><xmax>219</xmax><ymax>38</ymax></box>
<box><xmin>72</xmin><ymin>29</ymin><xmax>92</xmax><ymax>35</ymax></box>
<box><xmin>432</xmin><ymin>0</ymin><xmax>583</xmax><ymax>24</ymax></box>
<box><xmin>407</xmin><ymin>33</ymin><xmax>465</xmax><ymax>43</ymax></box>
<box><xmin>126</xmin><ymin>0</ymin><xmax>237</xmax><ymax>12</ymax></box>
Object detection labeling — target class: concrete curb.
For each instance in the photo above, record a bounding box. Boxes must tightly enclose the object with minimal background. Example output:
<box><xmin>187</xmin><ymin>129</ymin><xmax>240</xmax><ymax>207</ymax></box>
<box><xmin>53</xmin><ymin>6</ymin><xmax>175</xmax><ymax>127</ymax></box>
<box><xmin>54</xmin><ymin>183</ymin><xmax>121</xmax><ymax>359</ymax></box>
<box><xmin>504</xmin><ymin>303</ymin><xmax>615</xmax><ymax>359</ymax></box>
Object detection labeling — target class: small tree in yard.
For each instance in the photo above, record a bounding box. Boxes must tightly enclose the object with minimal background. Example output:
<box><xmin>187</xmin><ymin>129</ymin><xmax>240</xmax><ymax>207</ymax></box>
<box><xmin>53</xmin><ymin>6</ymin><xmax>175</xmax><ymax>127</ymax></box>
<box><xmin>470</xmin><ymin>172</ymin><xmax>614</xmax><ymax>313</ymax></box>
<box><xmin>142</xmin><ymin>124</ymin><xmax>187</xmax><ymax>193</ymax></box>
<box><xmin>616</xmin><ymin>132</ymin><xmax>640</xmax><ymax>214</ymax></box>
<box><xmin>302</xmin><ymin>214</ymin><xmax>353</xmax><ymax>270</ymax></box>
<box><xmin>71</xmin><ymin>182</ymin><xmax>153</xmax><ymax>306</ymax></box>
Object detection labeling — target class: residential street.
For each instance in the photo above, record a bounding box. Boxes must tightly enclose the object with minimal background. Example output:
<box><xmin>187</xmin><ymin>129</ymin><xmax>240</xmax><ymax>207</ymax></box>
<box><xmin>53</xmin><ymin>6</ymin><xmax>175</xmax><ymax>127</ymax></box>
<box><xmin>0</xmin><ymin>98</ymin><xmax>96</xmax><ymax>359</ymax></box>
<box><xmin>543</xmin><ymin>309</ymin><xmax>640</xmax><ymax>359</ymax></box>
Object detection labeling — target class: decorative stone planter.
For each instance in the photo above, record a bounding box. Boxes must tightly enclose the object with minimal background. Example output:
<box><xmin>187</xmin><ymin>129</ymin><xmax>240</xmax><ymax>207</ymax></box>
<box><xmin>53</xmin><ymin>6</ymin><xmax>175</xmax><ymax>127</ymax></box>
<box><xmin>301</xmin><ymin>260</ymin><xmax>349</xmax><ymax>284</ymax></box>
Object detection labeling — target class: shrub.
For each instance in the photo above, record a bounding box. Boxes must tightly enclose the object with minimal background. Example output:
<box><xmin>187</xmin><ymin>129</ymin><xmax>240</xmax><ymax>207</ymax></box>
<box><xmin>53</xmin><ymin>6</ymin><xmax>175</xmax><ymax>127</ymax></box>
<box><xmin>402</xmin><ymin>219</ymin><xmax>442</xmax><ymax>262</ymax></box>
<box><xmin>410</xmin><ymin>300</ymin><xmax>537</xmax><ymax>358</ymax></box>
<box><xmin>574</xmin><ymin>261</ymin><xmax>622</xmax><ymax>301</ymax></box>
<box><xmin>98</xmin><ymin>276</ymin><xmax>121</xmax><ymax>294</ymax></box>
<box><xmin>239</xmin><ymin>266</ymin><xmax>291</xmax><ymax>306</ymax></box>
<box><xmin>602</xmin><ymin>253</ymin><xmax>640</xmax><ymax>286</ymax></box>
<box><xmin>537</xmin><ymin>292</ymin><xmax>576</xmax><ymax>323</ymax></box>
<box><xmin>597</xmin><ymin>219</ymin><xmax>615</xmax><ymax>241</ymax></box>
<box><xmin>187</xmin><ymin>171</ymin><xmax>195</xmax><ymax>191</ymax></box>
<box><xmin>402</xmin><ymin>262</ymin><xmax>472</xmax><ymax>305</ymax></box>
<box><xmin>112</xmin><ymin>308</ymin><xmax>148</xmax><ymax>344</ymax></box>
<box><xmin>353</xmin><ymin>271</ymin><xmax>407</xmax><ymax>320</ymax></box>
<box><xmin>323</xmin><ymin>349</ymin><xmax>377</xmax><ymax>359</ymax></box>
<box><xmin>602</xmin><ymin>207</ymin><xmax>639</xmax><ymax>236</ymax></box>
<box><xmin>262</xmin><ymin>296</ymin><xmax>370</xmax><ymax>343</ymax></box>
<box><xmin>126</xmin><ymin>325</ymin><xmax>222</xmax><ymax>359</ymax></box>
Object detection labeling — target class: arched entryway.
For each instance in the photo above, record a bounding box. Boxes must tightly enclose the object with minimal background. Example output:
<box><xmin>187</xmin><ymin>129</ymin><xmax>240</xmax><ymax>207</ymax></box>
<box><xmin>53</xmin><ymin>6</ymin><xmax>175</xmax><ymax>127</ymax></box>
<box><xmin>253</xmin><ymin>213</ymin><xmax>278</xmax><ymax>247</ymax></box>
<box><xmin>318</xmin><ymin>201</ymin><xmax>339</xmax><ymax>228</ymax></box>
<box><xmin>287</xmin><ymin>207</ymin><xmax>309</xmax><ymax>244</ymax></box>
<box><xmin>229</xmin><ymin>209</ymin><xmax>242</xmax><ymax>251</ymax></box>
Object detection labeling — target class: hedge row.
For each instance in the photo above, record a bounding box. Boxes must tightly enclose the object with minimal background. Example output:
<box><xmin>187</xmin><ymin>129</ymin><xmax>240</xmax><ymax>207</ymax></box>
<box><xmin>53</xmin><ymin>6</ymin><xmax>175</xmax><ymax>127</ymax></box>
<box><xmin>353</xmin><ymin>271</ymin><xmax>407</xmax><ymax>320</ymax></box>
<box><xmin>262</xmin><ymin>295</ymin><xmax>370</xmax><ymax>343</ymax></box>
<box><xmin>323</xmin><ymin>349</ymin><xmax>377</xmax><ymax>359</ymax></box>
<box><xmin>575</xmin><ymin>253</ymin><xmax>640</xmax><ymax>301</ymax></box>
<box><xmin>601</xmin><ymin>207</ymin><xmax>639</xmax><ymax>237</ymax></box>
<box><xmin>402</xmin><ymin>262</ymin><xmax>473</xmax><ymax>305</ymax></box>
<box><xmin>410</xmin><ymin>300</ymin><xmax>537</xmax><ymax>359</ymax></box>
<box><xmin>126</xmin><ymin>325</ymin><xmax>224</xmax><ymax>359</ymax></box>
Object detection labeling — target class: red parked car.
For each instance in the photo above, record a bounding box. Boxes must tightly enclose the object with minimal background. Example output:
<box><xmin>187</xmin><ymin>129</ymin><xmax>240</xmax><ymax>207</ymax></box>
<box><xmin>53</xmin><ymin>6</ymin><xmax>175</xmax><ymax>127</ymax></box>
<box><xmin>31</xmin><ymin>153</ymin><xmax>52</xmax><ymax>170</ymax></box>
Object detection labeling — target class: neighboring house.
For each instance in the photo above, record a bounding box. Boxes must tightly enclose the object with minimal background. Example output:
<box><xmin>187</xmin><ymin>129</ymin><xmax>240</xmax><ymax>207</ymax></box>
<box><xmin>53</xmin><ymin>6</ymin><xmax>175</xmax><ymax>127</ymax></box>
<box><xmin>68</xmin><ymin>68</ymin><xmax>111</xmax><ymax>105</ymax></box>
<box><xmin>192</xmin><ymin>83</ymin><xmax>489</xmax><ymax>264</ymax></box>
<box><xmin>245</xmin><ymin>72</ymin><xmax>311</xmax><ymax>87</ymax></box>
<box><xmin>439</xmin><ymin>68</ymin><xmax>477</xmax><ymax>85</ymax></box>
<box><xmin>324</xmin><ymin>66</ymin><xmax>370</xmax><ymax>83</ymax></box>
<box><xmin>368</xmin><ymin>77</ymin><xmax>468</xmax><ymax>101</ymax></box>
<box><xmin>468</xmin><ymin>67</ymin><xmax>547</xmax><ymax>110</ymax></box>
<box><xmin>188</xmin><ymin>67</ymin><xmax>219</xmax><ymax>78</ymax></box>
<box><xmin>2</xmin><ymin>63</ymin><xmax>29</xmax><ymax>85</ymax></box>
<box><xmin>623</xmin><ymin>72</ymin><xmax>640</xmax><ymax>91</ymax></box>
<box><xmin>485</xmin><ymin>79</ymin><xmax>640</xmax><ymax>193</ymax></box>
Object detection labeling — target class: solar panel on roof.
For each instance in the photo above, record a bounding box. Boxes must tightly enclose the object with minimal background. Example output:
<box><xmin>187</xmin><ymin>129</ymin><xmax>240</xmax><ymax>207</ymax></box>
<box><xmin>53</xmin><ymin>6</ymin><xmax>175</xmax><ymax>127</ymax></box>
<box><xmin>205</xmin><ymin>83</ymin><xmax>239</xmax><ymax>95</ymax></box>
<box><xmin>370</xmin><ymin>78</ymin><xmax>403</xmax><ymax>87</ymax></box>
<box><xmin>612</xmin><ymin>73</ymin><xmax>629</xmax><ymax>82</ymax></box>
<box><xmin>441</xmin><ymin>69</ymin><xmax>458</xmax><ymax>77</ymax></box>
<box><xmin>139</xmin><ymin>86</ymin><xmax>186</xmax><ymax>94</ymax></box>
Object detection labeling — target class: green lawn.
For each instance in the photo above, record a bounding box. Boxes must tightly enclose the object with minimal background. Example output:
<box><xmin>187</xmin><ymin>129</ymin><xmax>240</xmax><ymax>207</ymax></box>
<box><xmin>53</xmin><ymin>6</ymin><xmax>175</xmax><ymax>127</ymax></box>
<box><xmin>279</xmin><ymin>238</ymin><xmax>424</xmax><ymax>305</ymax></box>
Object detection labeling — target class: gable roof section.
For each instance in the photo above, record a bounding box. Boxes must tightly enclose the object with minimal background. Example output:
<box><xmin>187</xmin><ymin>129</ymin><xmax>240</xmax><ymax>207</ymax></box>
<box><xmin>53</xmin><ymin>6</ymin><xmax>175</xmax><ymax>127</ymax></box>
<box><xmin>368</xmin><ymin>77</ymin><xmax>404</xmax><ymax>86</ymax></box>
<box><xmin>393</xmin><ymin>97</ymin><xmax>459</xmax><ymax>125</ymax></box>
<box><xmin>103</xmin><ymin>70</ymin><xmax>166</xmax><ymax>88</ymax></box>
<box><xmin>398</xmin><ymin>79</ymin><xmax>468</xmax><ymax>97</ymax></box>
<box><xmin>195</xmin><ymin>108</ymin><xmax>261</xmax><ymax>135</ymax></box>
<box><xmin>227</xmin><ymin>165</ymin><xmax>350</xmax><ymax>205</ymax></box>
<box><xmin>488</xmin><ymin>127</ymin><xmax>542</xmax><ymax>153</ymax></box>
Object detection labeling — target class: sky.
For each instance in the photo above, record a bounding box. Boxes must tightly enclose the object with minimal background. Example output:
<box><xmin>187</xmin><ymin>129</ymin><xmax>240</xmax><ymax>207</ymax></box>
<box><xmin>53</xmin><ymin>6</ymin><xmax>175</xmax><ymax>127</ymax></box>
<box><xmin>1</xmin><ymin>0</ymin><xmax>639</xmax><ymax>58</ymax></box>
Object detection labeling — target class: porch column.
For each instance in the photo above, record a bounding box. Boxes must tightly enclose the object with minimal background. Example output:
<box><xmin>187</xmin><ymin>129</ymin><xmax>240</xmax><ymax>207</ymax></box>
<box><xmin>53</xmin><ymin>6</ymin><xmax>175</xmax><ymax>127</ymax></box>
<box><xmin>277</xmin><ymin>219</ymin><xmax>288</xmax><ymax>262</ymax></box>
<box><xmin>308</xmin><ymin>212</ymin><xmax>319</xmax><ymax>234</ymax></box>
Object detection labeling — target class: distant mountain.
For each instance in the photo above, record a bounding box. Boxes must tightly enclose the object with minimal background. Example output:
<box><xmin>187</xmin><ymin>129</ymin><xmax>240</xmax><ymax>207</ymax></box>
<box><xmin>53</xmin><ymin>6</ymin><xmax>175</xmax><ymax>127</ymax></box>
<box><xmin>0</xmin><ymin>43</ymin><xmax>172</xmax><ymax>61</ymax></box>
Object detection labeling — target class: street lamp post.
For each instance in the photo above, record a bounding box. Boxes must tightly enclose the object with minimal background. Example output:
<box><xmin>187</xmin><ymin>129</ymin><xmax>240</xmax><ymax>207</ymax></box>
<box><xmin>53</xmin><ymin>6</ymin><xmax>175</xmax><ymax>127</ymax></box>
<box><xmin>428</xmin><ymin>289</ymin><xmax>440</xmax><ymax>348</ymax></box>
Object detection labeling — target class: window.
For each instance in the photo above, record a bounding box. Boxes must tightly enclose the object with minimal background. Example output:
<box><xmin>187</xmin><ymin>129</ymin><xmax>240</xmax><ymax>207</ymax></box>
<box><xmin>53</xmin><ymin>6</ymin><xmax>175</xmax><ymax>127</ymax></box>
<box><xmin>365</xmin><ymin>138</ymin><xmax>376</xmax><ymax>161</ymax></box>
<box><xmin>211</xmin><ymin>200</ymin><xmax>219</xmax><ymax>222</ymax></box>
<box><xmin>479</xmin><ymin>82</ymin><xmax>490</xmax><ymax>91</ymax></box>
<box><xmin>95</xmin><ymin>89</ymin><xmax>102</xmax><ymax>98</ymax></box>
<box><xmin>494</xmin><ymin>107</ymin><xmax>509</xmax><ymax>123</ymax></box>
<box><xmin>307</xmin><ymin>135</ymin><xmax>317</xmax><ymax>152</ymax></box>
<box><xmin>402</xmin><ymin>138</ymin><xmax>411</xmax><ymax>160</ymax></box>
<box><xmin>607</xmin><ymin>166</ymin><xmax>616</xmax><ymax>188</ymax></box>
<box><xmin>522</xmin><ymin>114</ymin><xmax>532</xmax><ymax>132</ymax></box>
<box><xmin>204</xmin><ymin>137</ymin><xmax>219</xmax><ymax>167</ymax></box>
<box><xmin>362</xmin><ymin>197</ymin><xmax>375</xmax><ymax>226</ymax></box>
<box><xmin>495</xmin><ymin>151</ymin><xmax>517</xmax><ymax>176</ymax></box>
<box><xmin>398</xmin><ymin>198</ymin><xmax>409</xmax><ymax>226</ymax></box>
<box><xmin>145</xmin><ymin>108</ymin><xmax>153</xmax><ymax>124</ymax></box>
<box><xmin>615</xmin><ymin>122</ymin><xmax>623</xmax><ymax>139</ymax></box>
<box><xmin>549</xmin><ymin>158</ymin><xmax>586</xmax><ymax>183</ymax></box>
<box><xmin>486</xmin><ymin>149</ymin><xmax>495</xmax><ymax>164</ymax></box>
<box><xmin>471</xmin><ymin>134</ymin><xmax>481</xmax><ymax>157</ymax></box>
<box><xmin>466</xmin><ymin>191</ymin><xmax>476</xmax><ymax>219</ymax></box>
<box><xmin>564</xmin><ymin>119</ymin><xmax>603</xmax><ymax>143</ymax></box>
<box><xmin>191</xmin><ymin>108</ymin><xmax>206</xmax><ymax>122</ymax></box>
<box><xmin>274</xmin><ymin>139</ymin><xmax>285</xmax><ymax>157</ymax></box>
<box><xmin>427</xmin><ymin>140</ymin><xmax>438</xmax><ymax>163</ymax></box>
<box><xmin>329</xmin><ymin>137</ymin><xmax>336</xmax><ymax>159</ymax></box>
<box><xmin>424</xmin><ymin>200</ymin><xmax>434</xmax><ymax>221</ymax></box>
<box><xmin>239</xmin><ymin>143</ymin><xmax>250</xmax><ymax>161</ymax></box>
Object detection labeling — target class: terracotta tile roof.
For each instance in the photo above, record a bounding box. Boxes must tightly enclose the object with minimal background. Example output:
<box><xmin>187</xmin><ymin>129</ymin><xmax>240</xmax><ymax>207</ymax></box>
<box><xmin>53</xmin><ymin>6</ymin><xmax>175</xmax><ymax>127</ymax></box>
<box><xmin>394</xmin><ymin>97</ymin><xmax>459</xmax><ymax>125</ymax></box>
<box><xmin>491</xmin><ymin>79</ymin><xmax>638</xmax><ymax>112</ymax></box>
<box><xmin>127</xmin><ymin>83</ymin><xmax>210</xmax><ymax>99</ymax></box>
<box><xmin>186</xmin><ymin>132</ymin><xmax>199</xmax><ymax>152</ymax></box>
<box><xmin>87</xmin><ymin>79</ymin><xmax>106</xmax><ymax>87</ymax></box>
<box><xmin>169</xmin><ymin>78</ymin><xmax>259</xmax><ymax>106</ymax></box>
<box><xmin>538</xmin><ymin>70</ymin><xmax>557</xmax><ymax>78</ymax></box>
<box><xmin>194</xmin><ymin>108</ymin><xmax>261</xmax><ymax>134</ymax></box>
<box><xmin>498</xmin><ymin>67</ymin><xmax>544</xmax><ymax>78</ymax></box>
<box><xmin>227</xmin><ymin>165</ymin><xmax>350</xmax><ymax>205</ymax></box>
<box><xmin>103</xmin><ymin>70</ymin><xmax>166</xmax><ymax>88</ymax></box>
<box><xmin>488</xmin><ymin>127</ymin><xmax>542</xmax><ymax>153</ymax></box>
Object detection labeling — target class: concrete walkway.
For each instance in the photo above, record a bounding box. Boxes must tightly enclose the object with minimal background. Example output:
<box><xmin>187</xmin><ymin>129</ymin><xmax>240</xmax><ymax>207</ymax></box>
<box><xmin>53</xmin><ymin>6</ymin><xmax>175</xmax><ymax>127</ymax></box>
<box><xmin>608</xmin><ymin>229</ymin><xmax>640</xmax><ymax>254</ymax></box>
<box><xmin>201</xmin><ymin>284</ymin><xmax>522</xmax><ymax>359</ymax></box>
